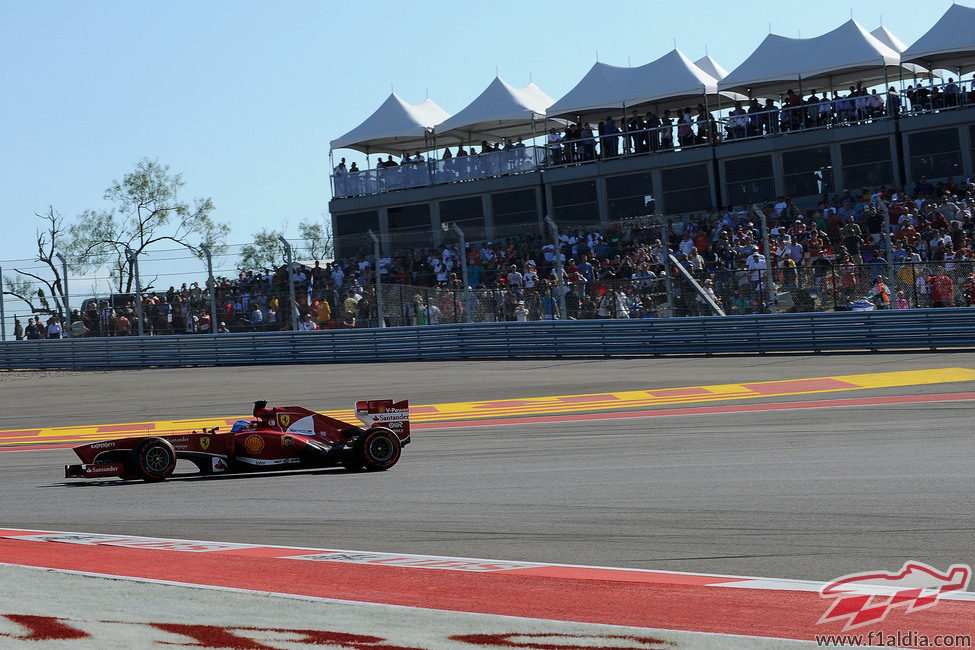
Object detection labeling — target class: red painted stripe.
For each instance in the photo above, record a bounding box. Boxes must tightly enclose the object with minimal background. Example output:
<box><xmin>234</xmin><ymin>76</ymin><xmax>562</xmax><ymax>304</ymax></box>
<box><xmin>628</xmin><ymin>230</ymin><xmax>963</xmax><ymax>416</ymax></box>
<box><xmin>417</xmin><ymin>391</ymin><xmax>975</xmax><ymax>430</ymax></box>
<box><xmin>646</xmin><ymin>387</ymin><xmax>713</xmax><ymax>397</ymax></box>
<box><xmin>0</xmin><ymin>430</ymin><xmax>41</xmax><ymax>439</ymax></box>
<box><xmin>4</xmin><ymin>392</ymin><xmax>975</xmax><ymax>452</ymax></box>
<box><xmin>504</xmin><ymin>566</ymin><xmax>746</xmax><ymax>585</ymax></box>
<box><xmin>95</xmin><ymin>423</ymin><xmax>155</xmax><ymax>433</ymax></box>
<box><xmin>741</xmin><ymin>378</ymin><xmax>858</xmax><ymax>395</ymax></box>
<box><xmin>0</xmin><ymin>535</ymin><xmax>971</xmax><ymax>645</ymax></box>
<box><xmin>557</xmin><ymin>394</ymin><xmax>620</xmax><ymax>404</ymax></box>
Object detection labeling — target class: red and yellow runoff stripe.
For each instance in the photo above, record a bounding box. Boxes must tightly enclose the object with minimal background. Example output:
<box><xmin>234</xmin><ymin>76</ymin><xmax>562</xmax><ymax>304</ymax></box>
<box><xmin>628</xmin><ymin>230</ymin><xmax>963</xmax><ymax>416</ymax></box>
<box><xmin>2</xmin><ymin>367</ymin><xmax>974</xmax><ymax>451</ymax></box>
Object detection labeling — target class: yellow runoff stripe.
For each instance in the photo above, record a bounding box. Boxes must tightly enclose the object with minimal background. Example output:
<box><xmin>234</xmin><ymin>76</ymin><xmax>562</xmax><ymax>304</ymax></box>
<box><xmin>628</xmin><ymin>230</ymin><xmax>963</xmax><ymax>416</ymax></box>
<box><xmin>2</xmin><ymin>367</ymin><xmax>974</xmax><ymax>450</ymax></box>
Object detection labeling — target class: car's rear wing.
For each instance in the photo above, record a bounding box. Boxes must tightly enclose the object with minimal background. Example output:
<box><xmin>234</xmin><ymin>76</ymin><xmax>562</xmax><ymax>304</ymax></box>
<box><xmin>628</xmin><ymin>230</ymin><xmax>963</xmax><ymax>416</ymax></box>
<box><xmin>355</xmin><ymin>399</ymin><xmax>410</xmax><ymax>442</ymax></box>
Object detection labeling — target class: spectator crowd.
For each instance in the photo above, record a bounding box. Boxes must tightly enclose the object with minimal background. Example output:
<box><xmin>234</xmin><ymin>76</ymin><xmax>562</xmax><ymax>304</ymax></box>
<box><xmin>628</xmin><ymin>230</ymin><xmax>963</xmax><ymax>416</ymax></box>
<box><xmin>10</xmin><ymin>173</ymin><xmax>975</xmax><ymax>340</ymax></box>
<box><xmin>333</xmin><ymin>78</ymin><xmax>972</xmax><ymax>188</ymax></box>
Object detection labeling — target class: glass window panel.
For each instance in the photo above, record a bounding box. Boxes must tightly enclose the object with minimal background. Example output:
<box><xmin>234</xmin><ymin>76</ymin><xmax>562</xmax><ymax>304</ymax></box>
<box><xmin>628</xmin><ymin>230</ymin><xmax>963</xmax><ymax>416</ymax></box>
<box><xmin>387</xmin><ymin>204</ymin><xmax>431</xmax><ymax>232</ymax></box>
<box><xmin>841</xmin><ymin>138</ymin><xmax>891</xmax><ymax>166</ymax></box>
<box><xmin>492</xmin><ymin>189</ymin><xmax>536</xmax><ymax>216</ymax></box>
<box><xmin>440</xmin><ymin>197</ymin><xmax>484</xmax><ymax>224</ymax></box>
<box><xmin>551</xmin><ymin>181</ymin><xmax>597</xmax><ymax>207</ymax></box>
<box><xmin>908</xmin><ymin>128</ymin><xmax>960</xmax><ymax>156</ymax></box>
<box><xmin>333</xmin><ymin>211</ymin><xmax>379</xmax><ymax>237</ymax></box>
<box><xmin>723</xmin><ymin>155</ymin><xmax>773</xmax><ymax>184</ymax></box>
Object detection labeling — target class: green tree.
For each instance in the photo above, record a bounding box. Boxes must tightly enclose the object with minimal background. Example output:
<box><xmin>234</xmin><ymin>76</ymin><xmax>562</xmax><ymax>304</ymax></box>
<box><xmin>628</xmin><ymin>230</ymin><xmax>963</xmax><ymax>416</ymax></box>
<box><xmin>237</xmin><ymin>219</ymin><xmax>332</xmax><ymax>271</ymax></box>
<box><xmin>237</xmin><ymin>228</ymin><xmax>286</xmax><ymax>272</ymax></box>
<box><xmin>67</xmin><ymin>158</ymin><xmax>229</xmax><ymax>293</ymax></box>
<box><xmin>297</xmin><ymin>218</ymin><xmax>333</xmax><ymax>261</ymax></box>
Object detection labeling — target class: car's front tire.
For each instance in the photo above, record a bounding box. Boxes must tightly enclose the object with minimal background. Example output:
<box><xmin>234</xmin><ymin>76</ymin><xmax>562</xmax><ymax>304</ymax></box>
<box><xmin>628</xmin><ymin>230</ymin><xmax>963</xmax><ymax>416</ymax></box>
<box><xmin>127</xmin><ymin>438</ymin><xmax>177</xmax><ymax>482</ymax></box>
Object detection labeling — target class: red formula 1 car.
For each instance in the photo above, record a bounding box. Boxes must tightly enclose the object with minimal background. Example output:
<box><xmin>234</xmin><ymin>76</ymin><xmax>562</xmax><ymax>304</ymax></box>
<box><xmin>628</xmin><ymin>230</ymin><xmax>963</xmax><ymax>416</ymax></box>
<box><xmin>65</xmin><ymin>400</ymin><xmax>410</xmax><ymax>482</ymax></box>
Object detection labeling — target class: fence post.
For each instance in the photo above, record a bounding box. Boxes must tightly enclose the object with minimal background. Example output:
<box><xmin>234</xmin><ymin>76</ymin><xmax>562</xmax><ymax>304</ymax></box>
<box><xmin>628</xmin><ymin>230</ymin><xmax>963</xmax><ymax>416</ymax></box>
<box><xmin>367</xmin><ymin>229</ymin><xmax>384</xmax><ymax>328</ymax></box>
<box><xmin>658</xmin><ymin>216</ymin><xmax>675</xmax><ymax>317</ymax></box>
<box><xmin>54</xmin><ymin>252</ymin><xmax>70</xmax><ymax>338</ymax></box>
<box><xmin>878</xmin><ymin>200</ymin><xmax>896</xmax><ymax>295</ymax></box>
<box><xmin>0</xmin><ymin>265</ymin><xmax>6</xmax><ymax>341</ymax></box>
<box><xmin>125</xmin><ymin>247</ymin><xmax>145</xmax><ymax>336</ymax></box>
<box><xmin>830</xmin><ymin>262</ymin><xmax>838</xmax><ymax>311</ymax></box>
<box><xmin>278</xmin><ymin>236</ymin><xmax>299</xmax><ymax>332</ymax></box>
<box><xmin>450</xmin><ymin>223</ymin><xmax>471</xmax><ymax>323</ymax></box>
<box><xmin>544</xmin><ymin>216</ymin><xmax>567</xmax><ymax>319</ymax></box>
<box><xmin>754</xmin><ymin>205</ymin><xmax>776</xmax><ymax>312</ymax></box>
<box><xmin>200</xmin><ymin>244</ymin><xmax>219</xmax><ymax>334</ymax></box>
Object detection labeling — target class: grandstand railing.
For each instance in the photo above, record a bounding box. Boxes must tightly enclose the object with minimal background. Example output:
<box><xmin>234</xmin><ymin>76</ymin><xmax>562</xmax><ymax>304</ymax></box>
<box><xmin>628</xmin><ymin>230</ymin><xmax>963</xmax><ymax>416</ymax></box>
<box><xmin>330</xmin><ymin>78</ymin><xmax>975</xmax><ymax>199</ymax></box>
<box><xmin>2</xmin><ymin>308</ymin><xmax>974</xmax><ymax>370</ymax></box>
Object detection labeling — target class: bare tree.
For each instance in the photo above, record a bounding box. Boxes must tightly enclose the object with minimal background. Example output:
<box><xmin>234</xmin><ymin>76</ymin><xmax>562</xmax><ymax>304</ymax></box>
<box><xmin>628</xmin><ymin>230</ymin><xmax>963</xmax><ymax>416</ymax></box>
<box><xmin>1</xmin><ymin>207</ymin><xmax>70</xmax><ymax>316</ymax></box>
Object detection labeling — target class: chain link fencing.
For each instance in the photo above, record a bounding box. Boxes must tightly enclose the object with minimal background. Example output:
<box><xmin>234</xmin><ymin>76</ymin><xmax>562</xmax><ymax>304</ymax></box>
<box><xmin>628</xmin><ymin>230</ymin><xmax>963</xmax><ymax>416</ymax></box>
<box><xmin>4</xmin><ymin>199</ymin><xmax>974</xmax><ymax>341</ymax></box>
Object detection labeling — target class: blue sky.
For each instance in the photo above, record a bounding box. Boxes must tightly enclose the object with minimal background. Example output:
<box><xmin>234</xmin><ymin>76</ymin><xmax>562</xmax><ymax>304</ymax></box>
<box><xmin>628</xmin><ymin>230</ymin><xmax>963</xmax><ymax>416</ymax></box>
<box><xmin>0</xmin><ymin>0</ymin><xmax>952</xmax><ymax>265</ymax></box>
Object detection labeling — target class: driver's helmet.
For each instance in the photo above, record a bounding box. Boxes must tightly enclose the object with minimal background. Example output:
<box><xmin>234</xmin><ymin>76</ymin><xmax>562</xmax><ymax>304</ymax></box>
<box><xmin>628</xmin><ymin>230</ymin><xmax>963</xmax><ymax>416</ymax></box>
<box><xmin>231</xmin><ymin>419</ymin><xmax>250</xmax><ymax>433</ymax></box>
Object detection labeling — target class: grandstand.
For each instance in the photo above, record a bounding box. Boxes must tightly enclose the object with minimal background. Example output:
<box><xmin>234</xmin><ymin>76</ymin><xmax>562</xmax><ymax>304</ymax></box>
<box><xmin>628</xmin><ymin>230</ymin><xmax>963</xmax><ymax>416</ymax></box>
<box><xmin>327</xmin><ymin>5</ymin><xmax>975</xmax><ymax>259</ymax></box>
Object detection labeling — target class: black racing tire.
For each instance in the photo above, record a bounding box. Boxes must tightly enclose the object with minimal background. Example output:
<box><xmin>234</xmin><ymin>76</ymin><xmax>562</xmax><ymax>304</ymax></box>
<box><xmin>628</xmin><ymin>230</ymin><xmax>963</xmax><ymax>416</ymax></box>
<box><xmin>127</xmin><ymin>438</ymin><xmax>177</xmax><ymax>482</ymax></box>
<box><xmin>354</xmin><ymin>427</ymin><xmax>401</xmax><ymax>471</ymax></box>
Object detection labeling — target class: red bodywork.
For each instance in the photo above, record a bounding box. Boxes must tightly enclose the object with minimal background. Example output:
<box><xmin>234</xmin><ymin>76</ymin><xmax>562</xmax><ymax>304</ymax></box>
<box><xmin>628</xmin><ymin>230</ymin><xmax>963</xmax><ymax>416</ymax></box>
<box><xmin>65</xmin><ymin>400</ymin><xmax>410</xmax><ymax>480</ymax></box>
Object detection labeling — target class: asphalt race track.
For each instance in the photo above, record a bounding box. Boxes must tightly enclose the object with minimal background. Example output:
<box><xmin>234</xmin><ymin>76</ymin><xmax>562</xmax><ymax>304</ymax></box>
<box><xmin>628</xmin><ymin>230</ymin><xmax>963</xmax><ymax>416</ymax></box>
<box><xmin>0</xmin><ymin>352</ymin><xmax>973</xmax><ymax>583</ymax></box>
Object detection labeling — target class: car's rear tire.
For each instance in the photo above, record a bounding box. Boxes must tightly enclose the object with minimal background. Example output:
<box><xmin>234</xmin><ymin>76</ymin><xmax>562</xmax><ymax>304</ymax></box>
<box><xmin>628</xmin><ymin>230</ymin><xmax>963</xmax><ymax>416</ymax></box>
<box><xmin>354</xmin><ymin>427</ymin><xmax>401</xmax><ymax>471</ymax></box>
<box><xmin>127</xmin><ymin>438</ymin><xmax>177</xmax><ymax>482</ymax></box>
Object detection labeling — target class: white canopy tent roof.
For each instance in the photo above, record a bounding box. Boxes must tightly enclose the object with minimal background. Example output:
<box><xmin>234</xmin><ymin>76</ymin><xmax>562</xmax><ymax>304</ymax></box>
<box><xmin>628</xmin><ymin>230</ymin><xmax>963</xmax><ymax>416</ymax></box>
<box><xmin>433</xmin><ymin>77</ymin><xmax>554</xmax><ymax>144</ymax></box>
<box><xmin>901</xmin><ymin>3</ymin><xmax>975</xmax><ymax>75</ymax></box>
<box><xmin>330</xmin><ymin>93</ymin><xmax>450</xmax><ymax>154</ymax></box>
<box><xmin>718</xmin><ymin>20</ymin><xmax>902</xmax><ymax>97</ymax></box>
<box><xmin>694</xmin><ymin>55</ymin><xmax>730</xmax><ymax>80</ymax></box>
<box><xmin>548</xmin><ymin>49</ymin><xmax>721</xmax><ymax>121</ymax></box>
<box><xmin>870</xmin><ymin>26</ymin><xmax>937</xmax><ymax>78</ymax></box>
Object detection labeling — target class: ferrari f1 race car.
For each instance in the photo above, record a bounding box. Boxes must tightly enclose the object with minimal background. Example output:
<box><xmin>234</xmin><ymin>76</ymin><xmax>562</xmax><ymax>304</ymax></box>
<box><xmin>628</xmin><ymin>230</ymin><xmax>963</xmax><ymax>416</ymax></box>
<box><xmin>65</xmin><ymin>400</ymin><xmax>410</xmax><ymax>482</ymax></box>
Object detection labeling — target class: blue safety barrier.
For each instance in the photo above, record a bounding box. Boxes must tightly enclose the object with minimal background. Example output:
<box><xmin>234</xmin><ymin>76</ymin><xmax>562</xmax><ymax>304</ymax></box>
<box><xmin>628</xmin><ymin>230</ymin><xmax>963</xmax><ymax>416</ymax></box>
<box><xmin>2</xmin><ymin>309</ymin><xmax>974</xmax><ymax>370</ymax></box>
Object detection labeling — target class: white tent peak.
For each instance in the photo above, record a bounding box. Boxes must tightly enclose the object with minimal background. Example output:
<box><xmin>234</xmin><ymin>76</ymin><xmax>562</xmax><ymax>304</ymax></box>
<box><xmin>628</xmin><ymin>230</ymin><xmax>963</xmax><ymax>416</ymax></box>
<box><xmin>330</xmin><ymin>93</ymin><xmax>450</xmax><ymax>154</ymax></box>
<box><xmin>869</xmin><ymin>25</ymin><xmax>908</xmax><ymax>53</ymax></box>
<box><xmin>548</xmin><ymin>49</ymin><xmax>719</xmax><ymax>120</ymax></box>
<box><xmin>901</xmin><ymin>3</ymin><xmax>975</xmax><ymax>74</ymax></box>
<box><xmin>694</xmin><ymin>54</ymin><xmax>730</xmax><ymax>80</ymax></box>
<box><xmin>433</xmin><ymin>76</ymin><xmax>555</xmax><ymax>142</ymax></box>
<box><xmin>871</xmin><ymin>24</ymin><xmax>937</xmax><ymax>78</ymax></box>
<box><xmin>719</xmin><ymin>19</ymin><xmax>901</xmax><ymax>96</ymax></box>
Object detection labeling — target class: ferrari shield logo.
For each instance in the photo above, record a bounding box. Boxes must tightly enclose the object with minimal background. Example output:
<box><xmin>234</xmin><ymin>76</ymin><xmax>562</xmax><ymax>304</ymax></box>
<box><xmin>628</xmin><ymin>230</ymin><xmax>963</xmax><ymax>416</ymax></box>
<box><xmin>200</xmin><ymin>436</ymin><xmax>210</xmax><ymax>451</ymax></box>
<box><xmin>279</xmin><ymin>414</ymin><xmax>291</xmax><ymax>428</ymax></box>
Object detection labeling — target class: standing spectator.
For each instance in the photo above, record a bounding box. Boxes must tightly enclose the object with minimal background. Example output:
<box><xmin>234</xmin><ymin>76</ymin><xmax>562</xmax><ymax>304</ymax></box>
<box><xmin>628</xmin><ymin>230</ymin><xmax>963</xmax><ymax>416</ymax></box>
<box><xmin>14</xmin><ymin>318</ymin><xmax>24</xmax><ymax>340</ymax></box>
<box><xmin>746</xmin><ymin>252</ymin><xmax>768</xmax><ymax>288</ymax></box>
<box><xmin>115</xmin><ymin>312</ymin><xmax>131</xmax><ymax>336</ymax></box>
<box><xmin>865</xmin><ymin>276</ymin><xmax>892</xmax><ymax>309</ymax></box>
<box><xmin>601</xmin><ymin>116</ymin><xmax>620</xmax><ymax>158</ymax></box>
<box><xmin>928</xmin><ymin>269</ymin><xmax>954</xmax><ymax>307</ymax></box>
<box><xmin>547</xmin><ymin>128</ymin><xmax>563</xmax><ymax>165</ymax></box>
<box><xmin>343</xmin><ymin>290</ymin><xmax>359</xmax><ymax>320</ymax></box>
<box><xmin>677</xmin><ymin>107</ymin><xmax>694</xmax><ymax>147</ymax></box>
<box><xmin>25</xmin><ymin>318</ymin><xmax>39</xmax><ymax>339</ymax></box>
<box><xmin>300</xmin><ymin>313</ymin><xmax>319</xmax><ymax>331</ymax></box>
<box><xmin>46</xmin><ymin>316</ymin><xmax>63</xmax><ymax>339</ymax></box>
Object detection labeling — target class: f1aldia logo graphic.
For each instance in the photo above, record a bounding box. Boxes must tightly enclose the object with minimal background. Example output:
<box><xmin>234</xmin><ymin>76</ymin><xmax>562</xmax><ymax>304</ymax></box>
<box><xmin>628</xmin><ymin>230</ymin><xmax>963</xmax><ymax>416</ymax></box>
<box><xmin>818</xmin><ymin>561</ymin><xmax>971</xmax><ymax>631</ymax></box>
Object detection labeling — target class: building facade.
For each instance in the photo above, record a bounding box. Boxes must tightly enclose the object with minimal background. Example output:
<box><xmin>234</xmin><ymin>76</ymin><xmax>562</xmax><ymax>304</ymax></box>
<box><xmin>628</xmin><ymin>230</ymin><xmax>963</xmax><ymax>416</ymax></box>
<box><xmin>329</xmin><ymin>107</ymin><xmax>975</xmax><ymax>258</ymax></box>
